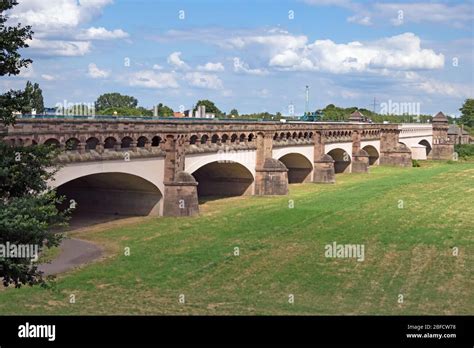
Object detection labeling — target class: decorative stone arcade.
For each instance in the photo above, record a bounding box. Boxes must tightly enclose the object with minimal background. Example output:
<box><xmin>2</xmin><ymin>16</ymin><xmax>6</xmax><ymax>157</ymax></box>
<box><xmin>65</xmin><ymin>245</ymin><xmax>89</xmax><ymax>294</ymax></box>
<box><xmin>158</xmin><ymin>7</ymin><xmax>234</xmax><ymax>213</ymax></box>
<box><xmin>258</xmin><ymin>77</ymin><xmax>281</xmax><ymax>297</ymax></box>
<box><xmin>3</xmin><ymin>116</ymin><xmax>453</xmax><ymax>217</ymax></box>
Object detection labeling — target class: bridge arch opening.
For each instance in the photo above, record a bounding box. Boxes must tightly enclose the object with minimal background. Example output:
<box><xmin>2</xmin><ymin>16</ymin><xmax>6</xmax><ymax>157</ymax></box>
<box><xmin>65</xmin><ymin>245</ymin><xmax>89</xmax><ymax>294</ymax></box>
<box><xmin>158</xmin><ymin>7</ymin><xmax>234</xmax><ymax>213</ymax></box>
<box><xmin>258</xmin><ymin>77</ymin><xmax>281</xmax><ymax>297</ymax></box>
<box><xmin>44</xmin><ymin>138</ymin><xmax>60</xmax><ymax>148</ymax></box>
<box><xmin>121</xmin><ymin>136</ymin><xmax>133</xmax><ymax>149</ymax></box>
<box><xmin>278</xmin><ymin>153</ymin><xmax>313</xmax><ymax>183</ymax></box>
<box><xmin>151</xmin><ymin>136</ymin><xmax>161</xmax><ymax>147</ymax></box>
<box><xmin>418</xmin><ymin>139</ymin><xmax>432</xmax><ymax>156</ymax></box>
<box><xmin>137</xmin><ymin>136</ymin><xmax>148</xmax><ymax>148</ymax></box>
<box><xmin>86</xmin><ymin>137</ymin><xmax>99</xmax><ymax>151</ymax></box>
<box><xmin>57</xmin><ymin>173</ymin><xmax>162</xmax><ymax>222</ymax></box>
<box><xmin>104</xmin><ymin>137</ymin><xmax>117</xmax><ymax>149</ymax></box>
<box><xmin>362</xmin><ymin>145</ymin><xmax>379</xmax><ymax>165</ymax></box>
<box><xmin>66</xmin><ymin>138</ymin><xmax>79</xmax><ymax>151</ymax></box>
<box><xmin>327</xmin><ymin>148</ymin><xmax>351</xmax><ymax>173</ymax></box>
<box><xmin>191</xmin><ymin>161</ymin><xmax>254</xmax><ymax>198</ymax></box>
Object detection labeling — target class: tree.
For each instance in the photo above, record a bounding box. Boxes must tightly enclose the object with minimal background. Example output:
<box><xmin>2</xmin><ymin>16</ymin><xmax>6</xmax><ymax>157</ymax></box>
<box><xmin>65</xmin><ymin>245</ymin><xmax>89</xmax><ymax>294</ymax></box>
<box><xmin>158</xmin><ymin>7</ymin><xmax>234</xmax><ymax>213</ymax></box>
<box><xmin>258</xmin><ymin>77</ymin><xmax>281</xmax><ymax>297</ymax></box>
<box><xmin>459</xmin><ymin>99</ymin><xmax>474</xmax><ymax>128</ymax></box>
<box><xmin>95</xmin><ymin>93</ymin><xmax>138</xmax><ymax>111</ymax></box>
<box><xmin>22</xmin><ymin>81</ymin><xmax>44</xmax><ymax>114</ymax></box>
<box><xmin>156</xmin><ymin>103</ymin><xmax>174</xmax><ymax>117</ymax></box>
<box><xmin>0</xmin><ymin>0</ymin><xmax>33</xmax><ymax>125</ymax></box>
<box><xmin>98</xmin><ymin>107</ymin><xmax>151</xmax><ymax>117</ymax></box>
<box><xmin>194</xmin><ymin>99</ymin><xmax>222</xmax><ymax>116</ymax></box>
<box><xmin>229</xmin><ymin>108</ymin><xmax>239</xmax><ymax>117</ymax></box>
<box><xmin>0</xmin><ymin>1</ymin><xmax>69</xmax><ymax>287</ymax></box>
<box><xmin>0</xmin><ymin>1</ymin><xmax>32</xmax><ymax>77</ymax></box>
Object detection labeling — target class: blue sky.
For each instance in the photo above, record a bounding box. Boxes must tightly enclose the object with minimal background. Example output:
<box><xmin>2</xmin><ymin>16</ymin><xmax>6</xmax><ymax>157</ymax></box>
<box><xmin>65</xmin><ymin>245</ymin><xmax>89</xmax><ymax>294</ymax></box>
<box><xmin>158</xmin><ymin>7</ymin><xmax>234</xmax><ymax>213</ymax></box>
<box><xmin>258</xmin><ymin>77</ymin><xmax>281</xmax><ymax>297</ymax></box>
<box><xmin>3</xmin><ymin>0</ymin><xmax>473</xmax><ymax>116</ymax></box>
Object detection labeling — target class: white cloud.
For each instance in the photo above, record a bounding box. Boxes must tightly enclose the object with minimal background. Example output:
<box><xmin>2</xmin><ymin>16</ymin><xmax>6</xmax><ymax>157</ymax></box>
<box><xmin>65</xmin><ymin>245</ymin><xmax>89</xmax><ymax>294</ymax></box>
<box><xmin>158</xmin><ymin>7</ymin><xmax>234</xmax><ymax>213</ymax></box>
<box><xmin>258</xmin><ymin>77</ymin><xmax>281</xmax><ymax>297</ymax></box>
<box><xmin>41</xmin><ymin>74</ymin><xmax>56</xmax><ymax>81</ymax></box>
<box><xmin>167</xmin><ymin>52</ymin><xmax>190</xmax><ymax>70</ymax></box>
<box><xmin>416</xmin><ymin>78</ymin><xmax>473</xmax><ymax>98</ymax></box>
<box><xmin>76</xmin><ymin>27</ymin><xmax>129</xmax><ymax>40</ymax></box>
<box><xmin>88</xmin><ymin>63</ymin><xmax>109</xmax><ymax>78</ymax></box>
<box><xmin>152</xmin><ymin>64</ymin><xmax>164</xmax><ymax>70</ymax></box>
<box><xmin>197</xmin><ymin>62</ymin><xmax>225</xmax><ymax>72</ymax></box>
<box><xmin>27</xmin><ymin>38</ymin><xmax>91</xmax><ymax>56</ymax></box>
<box><xmin>129</xmin><ymin>70</ymin><xmax>179</xmax><ymax>89</ymax></box>
<box><xmin>8</xmin><ymin>0</ymin><xmax>125</xmax><ymax>58</ymax></box>
<box><xmin>18</xmin><ymin>66</ymin><xmax>35</xmax><ymax>78</ymax></box>
<box><xmin>242</xmin><ymin>32</ymin><xmax>444</xmax><ymax>74</ymax></box>
<box><xmin>184</xmin><ymin>72</ymin><xmax>223</xmax><ymax>89</ymax></box>
<box><xmin>233</xmin><ymin>57</ymin><xmax>268</xmax><ymax>75</ymax></box>
<box><xmin>347</xmin><ymin>15</ymin><xmax>372</xmax><ymax>26</ymax></box>
<box><xmin>8</xmin><ymin>0</ymin><xmax>113</xmax><ymax>34</ymax></box>
<box><xmin>304</xmin><ymin>1</ymin><xmax>474</xmax><ymax>27</ymax></box>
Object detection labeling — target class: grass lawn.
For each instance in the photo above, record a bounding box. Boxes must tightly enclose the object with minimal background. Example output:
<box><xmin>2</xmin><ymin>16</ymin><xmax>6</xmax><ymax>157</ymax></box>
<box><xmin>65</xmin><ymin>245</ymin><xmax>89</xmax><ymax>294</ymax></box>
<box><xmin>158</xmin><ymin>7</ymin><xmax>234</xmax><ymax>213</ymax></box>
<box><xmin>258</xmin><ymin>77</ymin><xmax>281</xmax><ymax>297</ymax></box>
<box><xmin>0</xmin><ymin>161</ymin><xmax>473</xmax><ymax>315</ymax></box>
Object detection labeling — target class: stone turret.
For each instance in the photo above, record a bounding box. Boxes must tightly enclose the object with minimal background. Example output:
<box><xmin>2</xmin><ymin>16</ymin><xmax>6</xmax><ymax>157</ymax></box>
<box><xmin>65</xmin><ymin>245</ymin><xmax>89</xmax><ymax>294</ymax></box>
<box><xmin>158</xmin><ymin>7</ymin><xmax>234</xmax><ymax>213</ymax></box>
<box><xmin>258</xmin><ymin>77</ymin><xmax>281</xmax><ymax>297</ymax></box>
<box><xmin>431</xmin><ymin>112</ymin><xmax>454</xmax><ymax>160</ymax></box>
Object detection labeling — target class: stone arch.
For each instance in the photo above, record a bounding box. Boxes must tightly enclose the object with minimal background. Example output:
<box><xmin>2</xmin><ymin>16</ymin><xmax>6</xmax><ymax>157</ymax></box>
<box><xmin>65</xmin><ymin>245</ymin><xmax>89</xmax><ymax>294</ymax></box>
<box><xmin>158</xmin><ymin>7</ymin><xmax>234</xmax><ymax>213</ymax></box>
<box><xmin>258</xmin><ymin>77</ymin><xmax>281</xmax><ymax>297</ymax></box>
<box><xmin>240</xmin><ymin>133</ymin><xmax>246</xmax><ymax>142</ymax></box>
<box><xmin>231</xmin><ymin>133</ymin><xmax>238</xmax><ymax>142</ymax></box>
<box><xmin>121</xmin><ymin>136</ymin><xmax>133</xmax><ymax>149</ymax></box>
<box><xmin>418</xmin><ymin>139</ymin><xmax>432</xmax><ymax>156</ymax></box>
<box><xmin>327</xmin><ymin>148</ymin><xmax>351</xmax><ymax>173</ymax></box>
<box><xmin>221</xmin><ymin>134</ymin><xmax>229</xmax><ymax>143</ymax></box>
<box><xmin>151</xmin><ymin>135</ymin><xmax>162</xmax><ymax>147</ymax></box>
<box><xmin>44</xmin><ymin>138</ymin><xmax>60</xmax><ymax>148</ymax></box>
<box><xmin>56</xmin><ymin>172</ymin><xmax>163</xmax><ymax>218</ymax></box>
<box><xmin>137</xmin><ymin>136</ymin><xmax>148</xmax><ymax>148</ymax></box>
<box><xmin>248</xmin><ymin>133</ymin><xmax>254</xmax><ymax>142</ymax></box>
<box><xmin>86</xmin><ymin>137</ymin><xmax>99</xmax><ymax>151</ymax></box>
<box><xmin>104</xmin><ymin>137</ymin><xmax>117</xmax><ymax>149</ymax></box>
<box><xmin>190</xmin><ymin>161</ymin><xmax>254</xmax><ymax>197</ymax></box>
<box><xmin>66</xmin><ymin>137</ymin><xmax>80</xmax><ymax>151</ymax></box>
<box><xmin>211</xmin><ymin>134</ymin><xmax>219</xmax><ymax>143</ymax></box>
<box><xmin>278</xmin><ymin>153</ymin><xmax>313</xmax><ymax>183</ymax></box>
<box><xmin>362</xmin><ymin>145</ymin><xmax>379</xmax><ymax>165</ymax></box>
<box><xmin>189</xmin><ymin>135</ymin><xmax>198</xmax><ymax>145</ymax></box>
<box><xmin>200</xmin><ymin>134</ymin><xmax>209</xmax><ymax>144</ymax></box>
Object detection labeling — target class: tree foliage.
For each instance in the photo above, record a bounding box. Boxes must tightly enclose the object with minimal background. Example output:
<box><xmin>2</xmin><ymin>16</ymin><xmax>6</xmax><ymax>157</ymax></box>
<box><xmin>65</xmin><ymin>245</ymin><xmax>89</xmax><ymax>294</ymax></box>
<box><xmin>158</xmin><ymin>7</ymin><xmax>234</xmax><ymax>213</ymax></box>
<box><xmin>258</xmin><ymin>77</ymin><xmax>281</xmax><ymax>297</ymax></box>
<box><xmin>0</xmin><ymin>1</ymin><xmax>34</xmax><ymax>125</ymax></box>
<box><xmin>459</xmin><ymin>98</ymin><xmax>474</xmax><ymax>128</ymax></box>
<box><xmin>156</xmin><ymin>103</ymin><xmax>174</xmax><ymax>117</ymax></box>
<box><xmin>0</xmin><ymin>1</ymin><xmax>69</xmax><ymax>288</ymax></box>
<box><xmin>95</xmin><ymin>93</ymin><xmax>138</xmax><ymax>111</ymax></box>
<box><xmin>22</xmin><ymin>81</ymin><xmax>44</xmax><ymax>114</ymax></box>
<box><xmin>0</xmin><ymin>0</ymin><xmax>33</xmax><ymax>77</ymax></box>
<box><xmin>194</xmin><ymin>99</ymin><xmax>222</xmax><ymax>116</ymax></box>
<box><xmin>0</xmin><ymin>143</ymin><xmax>69</xmax><ymax>287</ymax></box>
<box><xmin>97</xmin><ymin>106</ymin><xmax>152</xmax><ymax>117</ymax></box>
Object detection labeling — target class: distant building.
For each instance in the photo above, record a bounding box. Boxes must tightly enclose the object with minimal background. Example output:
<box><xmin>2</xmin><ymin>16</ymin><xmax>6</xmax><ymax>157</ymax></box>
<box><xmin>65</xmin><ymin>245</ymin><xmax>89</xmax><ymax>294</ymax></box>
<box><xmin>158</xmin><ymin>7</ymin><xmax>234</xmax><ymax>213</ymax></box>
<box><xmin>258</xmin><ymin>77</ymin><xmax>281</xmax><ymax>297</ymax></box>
<box><xmin>173</xmin><ymin>112</ymin><xmax>185</xmax><ymax>118</ymax></box>
<box><xmin>180</xmin><ymin>106</ymin><xmax>215</xmax><ymax>118</ymax></box>
<box><xmin>194</xmin><ymin>105</ymin><xmax>215</xmax><ymax>119</ymax></box>
<box><xmin>448</xmin><ymin>124</ymin><xmax>471</xmax><ymax>144</ymax></box>
<box><xmin>349</xmin><ymin>110</ymin><xmax>371</xmax><ymax>123</ymax></box>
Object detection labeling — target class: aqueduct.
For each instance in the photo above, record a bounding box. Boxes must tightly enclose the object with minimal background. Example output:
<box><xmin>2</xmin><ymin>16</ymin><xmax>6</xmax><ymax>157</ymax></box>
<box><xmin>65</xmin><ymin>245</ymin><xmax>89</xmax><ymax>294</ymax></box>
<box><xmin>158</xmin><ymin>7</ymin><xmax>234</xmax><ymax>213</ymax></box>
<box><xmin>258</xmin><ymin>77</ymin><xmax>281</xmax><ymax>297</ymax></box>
<box><xmin>3</xmin><ymin>112</ymin><xmax>454</xmax><ymax>217</ymax></box>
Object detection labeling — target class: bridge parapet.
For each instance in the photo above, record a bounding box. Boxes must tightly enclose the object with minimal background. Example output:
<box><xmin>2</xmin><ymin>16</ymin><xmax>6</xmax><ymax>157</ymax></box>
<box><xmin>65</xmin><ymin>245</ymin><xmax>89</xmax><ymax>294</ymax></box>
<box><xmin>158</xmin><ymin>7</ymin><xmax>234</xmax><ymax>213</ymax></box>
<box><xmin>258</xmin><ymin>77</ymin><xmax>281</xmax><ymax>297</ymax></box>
<box><xmin>399</xmin><ymin>123</ymin><xmax>433</xmax><ymax>139</ymax></box>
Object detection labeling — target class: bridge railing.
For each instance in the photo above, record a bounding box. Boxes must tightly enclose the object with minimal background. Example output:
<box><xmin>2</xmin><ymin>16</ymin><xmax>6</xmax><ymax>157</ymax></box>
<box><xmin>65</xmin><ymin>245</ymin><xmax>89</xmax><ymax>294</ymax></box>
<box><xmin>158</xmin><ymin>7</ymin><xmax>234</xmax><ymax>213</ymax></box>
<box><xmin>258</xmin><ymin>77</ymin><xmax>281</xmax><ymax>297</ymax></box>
<box><xmin>399</xmin><ymin>123</ymin><xmax>433</xmax><ymax>139</ymax></box>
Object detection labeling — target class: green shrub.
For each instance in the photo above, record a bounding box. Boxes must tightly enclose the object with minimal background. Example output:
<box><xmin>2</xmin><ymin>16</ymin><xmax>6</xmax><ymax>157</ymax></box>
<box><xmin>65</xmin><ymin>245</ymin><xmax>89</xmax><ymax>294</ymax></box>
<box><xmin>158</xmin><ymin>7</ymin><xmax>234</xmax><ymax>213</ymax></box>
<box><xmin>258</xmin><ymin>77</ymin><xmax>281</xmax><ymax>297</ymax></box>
<box><xmin>412</xmin><ymin>159</ymin><xmax>420</xmax><ymax>167</ymax></box>
<box><xmin>454</xmin><ymin>144</ymin><xmax>474</xmax><ymax>160</ymax></box>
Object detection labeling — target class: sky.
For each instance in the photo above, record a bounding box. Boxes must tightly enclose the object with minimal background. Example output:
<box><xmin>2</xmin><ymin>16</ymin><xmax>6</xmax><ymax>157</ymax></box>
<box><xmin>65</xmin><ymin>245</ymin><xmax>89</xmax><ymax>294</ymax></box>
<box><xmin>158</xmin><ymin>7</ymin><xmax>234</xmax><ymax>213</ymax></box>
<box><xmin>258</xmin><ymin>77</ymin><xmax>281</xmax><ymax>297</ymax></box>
<box><xmin>2</xmin><ymin>0</ymin><xmax>474</xmax><ymax>116</ymax></box>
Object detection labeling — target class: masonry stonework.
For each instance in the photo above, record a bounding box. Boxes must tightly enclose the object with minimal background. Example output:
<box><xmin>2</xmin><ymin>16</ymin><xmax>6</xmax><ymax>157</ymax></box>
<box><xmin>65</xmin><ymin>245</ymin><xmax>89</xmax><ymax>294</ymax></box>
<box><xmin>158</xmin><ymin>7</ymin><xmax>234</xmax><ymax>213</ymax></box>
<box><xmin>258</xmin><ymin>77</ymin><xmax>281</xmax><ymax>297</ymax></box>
<box><xmin>3</xmin><ymin>118</ymin><xmax>451</xmax><ymax>217</ymax></box>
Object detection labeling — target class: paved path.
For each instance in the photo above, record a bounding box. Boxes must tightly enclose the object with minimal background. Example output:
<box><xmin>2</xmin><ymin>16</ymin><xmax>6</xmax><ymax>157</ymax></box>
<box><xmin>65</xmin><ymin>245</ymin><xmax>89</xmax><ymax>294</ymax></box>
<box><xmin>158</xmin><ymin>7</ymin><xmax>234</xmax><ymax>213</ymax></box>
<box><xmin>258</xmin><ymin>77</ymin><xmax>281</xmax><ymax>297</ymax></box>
<box><xmin>38</xmin><ymin>238</ymin><xmax>102</xmax><ymax>276</ymax></box>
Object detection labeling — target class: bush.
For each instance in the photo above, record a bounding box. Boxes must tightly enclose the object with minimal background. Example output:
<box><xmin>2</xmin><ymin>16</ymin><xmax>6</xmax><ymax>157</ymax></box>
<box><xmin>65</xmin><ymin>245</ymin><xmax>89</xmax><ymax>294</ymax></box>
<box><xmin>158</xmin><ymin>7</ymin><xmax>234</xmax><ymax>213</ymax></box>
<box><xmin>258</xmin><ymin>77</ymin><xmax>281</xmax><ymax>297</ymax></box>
<box><xmin>454</xmin><ymin>144</ymin><xmax>474</xmax><ymax>160</ymax></box>
<box><xmin>412</xmin><ymin>159</ymin><xmax>420</xmax><ymax>167</ymax></box>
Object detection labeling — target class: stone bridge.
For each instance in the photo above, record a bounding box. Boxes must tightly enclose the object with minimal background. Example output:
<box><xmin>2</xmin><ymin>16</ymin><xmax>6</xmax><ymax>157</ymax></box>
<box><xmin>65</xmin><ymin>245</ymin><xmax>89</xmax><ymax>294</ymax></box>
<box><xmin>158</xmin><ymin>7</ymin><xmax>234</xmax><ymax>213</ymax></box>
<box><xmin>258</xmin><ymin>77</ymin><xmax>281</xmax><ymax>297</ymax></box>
<box><xmin>3</xmin><ymin>112</ymin><xmax>453</xmax><ymax>217</ymax></box>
